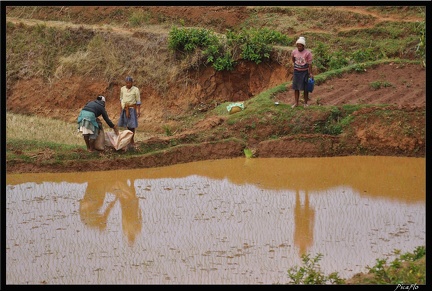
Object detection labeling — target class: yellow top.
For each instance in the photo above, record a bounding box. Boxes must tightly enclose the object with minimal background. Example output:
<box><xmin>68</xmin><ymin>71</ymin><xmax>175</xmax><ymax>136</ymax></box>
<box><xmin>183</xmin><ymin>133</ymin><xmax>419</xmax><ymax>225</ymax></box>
<box><xmin>120</xmin><ymin>86</ymin><xmax>141</xmax><ymax>109</ymax></box>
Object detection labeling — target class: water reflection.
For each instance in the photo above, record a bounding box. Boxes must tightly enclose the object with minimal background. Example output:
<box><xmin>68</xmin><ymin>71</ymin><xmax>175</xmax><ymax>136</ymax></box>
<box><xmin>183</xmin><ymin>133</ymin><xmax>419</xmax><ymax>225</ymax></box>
<box><xmin>294</xmin><ymin>189</ymin><xmax>315</xmax><ymax>256</ymax></box>
<box><xmin>80</xmin><ymin>180</ymin><xmax>116</xmax><ymax>231</ymax></box>
<box><xmin>79</xmin><ymin>178</ymin><xmax>142</xmax><ymax>245</ymax></box>
<box><xmin>6</xmin><ymin>157</ymin><xmax>425</xmax><ymax>284</ymax></box>
<box><xmin>7</xmin><ymin>156</ymin><xmax>424</xmax><ymax>203</ymax></box>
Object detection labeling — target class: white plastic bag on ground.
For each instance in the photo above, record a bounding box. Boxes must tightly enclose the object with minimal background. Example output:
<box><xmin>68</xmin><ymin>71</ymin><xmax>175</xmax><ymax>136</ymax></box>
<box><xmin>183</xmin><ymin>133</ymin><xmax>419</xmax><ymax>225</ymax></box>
<box><xmin>226</xmin><ymin>102</ymin><xmax>244</xmax><ymax>114</ymax></box>
<box><xmin>105</xmin><ymin>130</ymin><xmax>133</xmax><ymax>150</ymax></box>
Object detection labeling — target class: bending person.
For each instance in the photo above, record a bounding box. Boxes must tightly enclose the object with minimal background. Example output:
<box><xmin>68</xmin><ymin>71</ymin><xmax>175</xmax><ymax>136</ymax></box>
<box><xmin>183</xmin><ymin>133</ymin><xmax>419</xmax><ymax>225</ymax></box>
<box><xmin>77</xmin><ymin>95</ymin><xmax>119</xmax><ymax>152</ymax></box>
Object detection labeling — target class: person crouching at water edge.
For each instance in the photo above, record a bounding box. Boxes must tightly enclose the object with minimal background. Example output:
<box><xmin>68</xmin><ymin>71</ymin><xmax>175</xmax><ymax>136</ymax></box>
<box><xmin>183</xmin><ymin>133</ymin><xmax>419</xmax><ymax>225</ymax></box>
<box><xmin>118</xmin><ymin>76</ymin><xmax>141</xmax><ymax>148</ymax></box>
<box><xmin>77</xmin><ymin>95</ymin><xmax>119</xmax><ymax>152</ymax></box>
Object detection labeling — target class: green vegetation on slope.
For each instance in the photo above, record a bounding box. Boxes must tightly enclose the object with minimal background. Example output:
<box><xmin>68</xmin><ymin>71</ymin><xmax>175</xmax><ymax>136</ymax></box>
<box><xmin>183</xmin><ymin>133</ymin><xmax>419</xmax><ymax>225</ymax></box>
<box><xmin>5</xmin><ymin>6</ymin><xmax>426</xmax><ymax>94</ymax></box>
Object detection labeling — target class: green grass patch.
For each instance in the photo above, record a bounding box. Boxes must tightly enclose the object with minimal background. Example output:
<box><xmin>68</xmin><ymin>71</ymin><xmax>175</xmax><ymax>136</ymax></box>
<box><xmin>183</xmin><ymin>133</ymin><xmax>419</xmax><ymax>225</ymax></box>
<box><xmin>282</xmin><ymin>246</ymin><xmax>425</xmax><ymax>285</ymax></box>
<box><xmin>243</xmin><ymin>148</ymin><xmax>253</xmax><ymax>158</ymax></box>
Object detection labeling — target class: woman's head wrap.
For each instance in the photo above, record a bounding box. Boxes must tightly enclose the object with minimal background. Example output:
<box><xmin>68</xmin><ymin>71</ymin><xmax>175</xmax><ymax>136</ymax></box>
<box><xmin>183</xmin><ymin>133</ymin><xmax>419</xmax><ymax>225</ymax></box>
<box><xmin>296</xmin><ymin>36</ymin><xmax>306</xmax><ymax>46</ymax></box>
<box><xmin>97</xmin><ymin>95</ymin><xmax>106</xmax><ymax>102</ymax></box>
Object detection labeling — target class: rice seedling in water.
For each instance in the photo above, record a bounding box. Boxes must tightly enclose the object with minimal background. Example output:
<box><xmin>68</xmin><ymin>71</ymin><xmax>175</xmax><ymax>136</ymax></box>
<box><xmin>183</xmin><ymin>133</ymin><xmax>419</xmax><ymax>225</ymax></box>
<box><xmin>244</xmin><ymin>148</ymin><xmax>253</xmax><ymax>158</ymax></box>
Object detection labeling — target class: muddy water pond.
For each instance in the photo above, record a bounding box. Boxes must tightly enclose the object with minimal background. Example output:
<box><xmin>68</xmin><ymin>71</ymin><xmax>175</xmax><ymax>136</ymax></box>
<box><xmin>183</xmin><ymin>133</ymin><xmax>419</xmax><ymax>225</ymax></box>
<box><xmin>6</xmin><ymin>156</ymin><xmax>425</xmax><ymax>285</ymax></box>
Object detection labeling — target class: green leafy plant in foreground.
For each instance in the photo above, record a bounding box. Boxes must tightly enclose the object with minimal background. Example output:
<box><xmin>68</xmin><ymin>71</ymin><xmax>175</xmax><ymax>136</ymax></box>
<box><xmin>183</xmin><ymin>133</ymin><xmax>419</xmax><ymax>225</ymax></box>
<box><xmin>286</xmin><ymin>253</ymin><xmax>345</xmax><ymax>285</ymax></box>
<box><xmin>364</xmin><ymin>246</ymin><xmax>426</xmax><ymax>285</ymax></box>
<box><xmin>284</xmin><ymin>246</ymin><xmax>425</xmax><ymax>285</ymax></box>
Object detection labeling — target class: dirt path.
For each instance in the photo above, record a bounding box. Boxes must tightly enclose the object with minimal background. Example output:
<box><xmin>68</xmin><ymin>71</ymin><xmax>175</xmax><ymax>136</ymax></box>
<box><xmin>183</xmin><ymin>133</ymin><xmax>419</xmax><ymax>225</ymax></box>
<box><xmin>6</xmin><ymin>16</ymin><xmax>169</xmax><ymax>37</ymax></box>
<box><xmin>333</xmin><ymin>6</ymin><xmax>424</xmax><ymax>22</ymax></box>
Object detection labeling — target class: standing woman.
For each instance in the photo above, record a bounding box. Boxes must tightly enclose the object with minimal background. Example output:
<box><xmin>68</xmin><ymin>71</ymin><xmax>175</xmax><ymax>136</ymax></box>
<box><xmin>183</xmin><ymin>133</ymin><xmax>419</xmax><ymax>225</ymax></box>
<box><xmin>77</xmin><ymin>95</ymin><xmax>119</xmax><ymax>152</ymax></box>
<box><xmin>291</xmin><ymin>36</ymin><xmax>313</xmax><ymax>108</ymax></box>
<box><xmin>118</xmin><ymin>76</ymin><xmax>141</xmax><ymax>147</ymax></box>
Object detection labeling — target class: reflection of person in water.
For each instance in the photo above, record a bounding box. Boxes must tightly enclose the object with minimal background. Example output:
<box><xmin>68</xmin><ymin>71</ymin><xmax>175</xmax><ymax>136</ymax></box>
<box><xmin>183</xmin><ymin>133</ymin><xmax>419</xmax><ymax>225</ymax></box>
<box><xmin>79</xmin><ymin>178</ymin><xmax>142</xmax><ymax>245</ymax></box>
<box><xmin>110</xmin><ymin>179</ymin><xmax>142</xmax><ymax>245</ymax></box>
<box><xmin>79</xmin><ymin>181</ymin><xmax>117</xmax><ymax>231</ymax></box>
<box><xmin>293</xmin><ymin>189</ymin><xmax>315</xmax><ymax>256</ymax></box>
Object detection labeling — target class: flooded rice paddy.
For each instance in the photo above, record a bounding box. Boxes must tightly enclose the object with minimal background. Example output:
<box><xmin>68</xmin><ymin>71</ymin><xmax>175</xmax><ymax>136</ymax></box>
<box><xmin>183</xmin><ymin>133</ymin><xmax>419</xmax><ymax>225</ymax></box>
<box><xmin>6</xmin><ymin>156</ymin><xmax>425</xmax><ymax>285</ymax></box>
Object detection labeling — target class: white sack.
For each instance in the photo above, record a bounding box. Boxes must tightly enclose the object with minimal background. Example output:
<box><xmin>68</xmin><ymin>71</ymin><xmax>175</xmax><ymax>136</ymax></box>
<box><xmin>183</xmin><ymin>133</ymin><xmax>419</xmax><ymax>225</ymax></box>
<box><xmin>105</xmin><ymin>130</ymin><xmax>133</xmax><ymax>150</ymax></box>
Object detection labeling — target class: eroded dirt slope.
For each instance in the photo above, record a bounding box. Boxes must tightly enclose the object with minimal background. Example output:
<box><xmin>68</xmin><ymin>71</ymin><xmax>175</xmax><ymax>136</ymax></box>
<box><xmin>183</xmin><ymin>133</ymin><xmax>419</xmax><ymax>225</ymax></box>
<box><xmin>5</xmin><ymin>6</ymin><xmax>426</xmax><ymax>131</ymax></box>
<box><xmin>5</xmin><ymin>6</ymin><xmax>426</xmax><ymax>174</ymax></box>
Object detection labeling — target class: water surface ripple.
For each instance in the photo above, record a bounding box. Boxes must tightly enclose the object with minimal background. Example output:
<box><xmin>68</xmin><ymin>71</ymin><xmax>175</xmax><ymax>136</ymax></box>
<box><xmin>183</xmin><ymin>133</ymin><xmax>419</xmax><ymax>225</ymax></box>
<box><xmin>6</xmin><ymin>156</ymin><xmax>425</xmax><ymax>284</ymax></box>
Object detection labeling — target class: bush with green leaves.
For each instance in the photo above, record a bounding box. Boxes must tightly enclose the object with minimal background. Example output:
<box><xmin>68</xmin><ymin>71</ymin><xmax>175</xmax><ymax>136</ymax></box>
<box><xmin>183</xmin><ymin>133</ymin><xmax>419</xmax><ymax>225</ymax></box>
<box><xmin>364</xmin><ymin>246</ymin><xmax>426</xmax><ymax>284</ymax></box>
<box><xmin>328</xmin><ymin>49</ymin><xmax>350</xmax><ymax>71</ymax></box>
<box><xmin>286</xmin><ymin>253</ymin><xmax>345</xmax><ymax>285</ymax></box>
<box><xmin>237</xmin><ymin>27</ymin><xmax>290</xmax><ymax>64</ymax></box>
<box><xmin>168</xmin><ymin>26</ymin><xmax>233</xmax><ymax>71</ymax></box>
<box><xmin>168</xmin><ymin>26</ymin><xmax>290</xmax><ymax>71</ymax></box>
<box><xmin>311</xmin><ymin>41</ymin><xmax>331</xmax><ymax>72</ymax></box>
<box><xmin>350</xmin><ymin>47</ymin><xmax>376</xmax><ymax>63</ymax></box>
<box><xmin>284</xmin><ymin>246</ymin><xmax>425</xmax><ymax>285</ymax></box>
<box><xmin>212</xmin><ymin>52</ymin><xmax>236</xmax><ymax>71</ymax></box>
<box><xmin>168</xmin><ymin>26</ymin><xmax>218</xmax><ymax>53</ymax></box>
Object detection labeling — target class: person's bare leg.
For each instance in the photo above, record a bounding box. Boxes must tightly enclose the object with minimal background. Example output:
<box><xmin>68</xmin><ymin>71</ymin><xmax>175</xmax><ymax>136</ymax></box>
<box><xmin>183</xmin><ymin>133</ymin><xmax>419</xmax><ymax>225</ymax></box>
<box><xmin>292</xmin><ymin>90</ymin><xmax>300</xmax><ymax>108</ymax></box>
<box><xmin>88</xmin><ymin>139</ymin><xmax>95</xmax><ymax>152</ymax></box>
<box><xmin>84</xmin><ymin>135</ymin><xmax>90</xmax><ymax>150</ymax></box>
<box><xmin>304</xmin><ymin>90</ymin><xmax>309</xmax><ymax>106</ymax></box>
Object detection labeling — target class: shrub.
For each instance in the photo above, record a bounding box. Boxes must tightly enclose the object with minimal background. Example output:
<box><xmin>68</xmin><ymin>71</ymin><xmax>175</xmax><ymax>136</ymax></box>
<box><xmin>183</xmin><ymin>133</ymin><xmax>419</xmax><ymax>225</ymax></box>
<box><xmin>312</xmin><ymin>41</ymin><xmax>331</xmax><ymax>72</ymax></box>
<box><xmin>168</xmin><ymin>26</ymin><xmax>290</xmax><ymax>70</ymax></box>
<box><xmin>286</xmin><ymin>253</ymin><xmax>345</xmax><ymax>285</ymax></box>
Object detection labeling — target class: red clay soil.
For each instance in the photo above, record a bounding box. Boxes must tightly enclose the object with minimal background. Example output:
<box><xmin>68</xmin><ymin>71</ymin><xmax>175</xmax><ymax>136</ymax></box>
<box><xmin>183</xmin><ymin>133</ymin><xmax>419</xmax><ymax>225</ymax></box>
<box><xmin>5</xmin><ymin>6</ymin><xmax>426</xmax><ymax>174</ymax></box>
<box><xmin>6</xmin><ymin>61</ymin><xmax>426</xmax><ymax>174</ymax></box>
